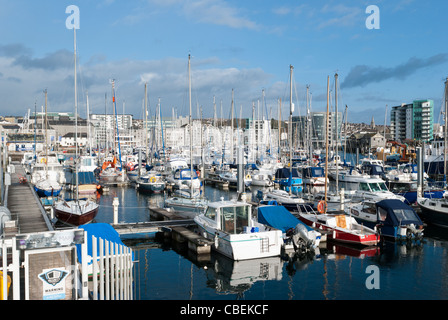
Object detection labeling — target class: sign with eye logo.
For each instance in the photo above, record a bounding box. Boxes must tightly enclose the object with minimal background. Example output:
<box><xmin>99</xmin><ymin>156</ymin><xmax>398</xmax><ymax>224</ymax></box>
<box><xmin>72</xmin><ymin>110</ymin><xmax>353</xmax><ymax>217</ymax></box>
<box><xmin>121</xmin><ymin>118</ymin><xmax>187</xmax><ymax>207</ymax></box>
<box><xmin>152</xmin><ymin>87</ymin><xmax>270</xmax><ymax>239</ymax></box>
<box><xmin>38</xmin><ymin>268</ymin><xmax>69</xmax><ymax>300</ymax></box>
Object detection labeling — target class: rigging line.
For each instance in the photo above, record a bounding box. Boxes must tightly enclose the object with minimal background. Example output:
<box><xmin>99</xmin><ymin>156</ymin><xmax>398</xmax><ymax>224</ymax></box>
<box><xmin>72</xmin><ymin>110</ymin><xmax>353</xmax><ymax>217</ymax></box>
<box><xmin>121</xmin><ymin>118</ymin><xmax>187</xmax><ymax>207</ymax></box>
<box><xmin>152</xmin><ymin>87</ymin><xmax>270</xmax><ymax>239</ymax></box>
<box><xmin>97</xmin><ymin>204</ymin><xmax>151</xmax><ymax>209</ymax></box>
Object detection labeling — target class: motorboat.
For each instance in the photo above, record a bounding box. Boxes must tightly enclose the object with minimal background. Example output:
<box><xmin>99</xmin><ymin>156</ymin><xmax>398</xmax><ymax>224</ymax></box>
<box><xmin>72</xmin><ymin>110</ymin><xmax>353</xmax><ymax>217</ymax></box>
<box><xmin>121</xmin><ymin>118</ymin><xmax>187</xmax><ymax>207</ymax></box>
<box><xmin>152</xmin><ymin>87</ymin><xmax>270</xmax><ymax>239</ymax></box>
<box><xmin>166</xmin><ymin>168</ymin><xmax>202</xmax><ymax>192</ymax></box>
<box><xmin>417</xmin><ymin>196</ymin><xmax>448</xmax><ymax>228</ymax></box>
<box><xmin>258</xmin><ymin>189</ymin><xmax>314</xmax><ymax>213</ymax></box>
<box><xmin>164</xmin><ymin>196</ymin><xmax>208</xmax><ymax>218</ymax></box>
<box><xmin>273</xmin><ymin>167</ymin><xmax>303</xmax><ymax>194</ymax></box>
<box><xmin>33</xmin><ymin>179</ymin><xmax>62</xmax><ymax>197</ymax></box>
<box><xmin>298</xmin><ymin>211</ymin><xmax>380</xmax><ymax>246</ymax></box>
<box><xmin>299</xmin><ymin>166</ymin><xmax>328</xmax><ymax>194</ymax></box>
<box><xmin>136</xmin><ymin>172</ymin><xmax>166</xmax><ymax>193</ymax></box>
<box><xmin>219</xmin><ymin>170</ymin><xmax>252</xmax><ymax>188</ymax></box>
<box><xmin>194</xmin><ymin>199</ymin><xmax>283</xmax><ymax>260</ymax></box>
<box><xmin>257</xmin><ymin>205</ymin><xmax>322</xmax><ymax>252</ymax></box>
<box><xmin>334</xmin><ymin>170</ymin><xmax>406</xmax><ymax>202</ymax></box>
<box><xmin>346</xmin><ymin>199</ymin><xmax>424</xmax><ymax>241</ymax></box>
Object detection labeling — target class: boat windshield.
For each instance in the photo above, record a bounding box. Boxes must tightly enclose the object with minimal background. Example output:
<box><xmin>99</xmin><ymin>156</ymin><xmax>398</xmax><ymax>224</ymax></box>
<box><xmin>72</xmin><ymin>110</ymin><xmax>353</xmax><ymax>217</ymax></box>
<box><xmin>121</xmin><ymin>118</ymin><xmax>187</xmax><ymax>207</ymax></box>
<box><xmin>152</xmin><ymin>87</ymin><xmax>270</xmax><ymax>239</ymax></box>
<box><xmin>220</xmin><ymin>205</ymin><xmax>250</xmax><ymax>234</ymax></box>
<box><xmin>180</xmin><ymin>170</ymin><xmax>197</xmax><ymax>179</ymax></box>
<box><xmin>204</xmin><ymin>207</ymin><xmax>217</xmax><ymax>221</ymax></box>
<box><xmin>368</xmin><ymin>182</ymin><xmax>388</xmax><ymax>192</ymax></box>
<box><xmin>393</xmin><ymin>208</ymin><xmax>419</xmax><ymax>222</ymax></box>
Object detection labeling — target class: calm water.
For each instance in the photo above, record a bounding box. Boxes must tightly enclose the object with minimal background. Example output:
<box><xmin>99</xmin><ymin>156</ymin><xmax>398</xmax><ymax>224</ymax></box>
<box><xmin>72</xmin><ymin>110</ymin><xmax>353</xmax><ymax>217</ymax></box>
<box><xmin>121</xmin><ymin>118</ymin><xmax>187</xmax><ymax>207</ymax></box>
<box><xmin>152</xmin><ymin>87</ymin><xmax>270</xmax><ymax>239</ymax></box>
<box><xmin>93</xmin><ymin>184</ymin><xmax>448</xmax><ymax>301</ymax></box>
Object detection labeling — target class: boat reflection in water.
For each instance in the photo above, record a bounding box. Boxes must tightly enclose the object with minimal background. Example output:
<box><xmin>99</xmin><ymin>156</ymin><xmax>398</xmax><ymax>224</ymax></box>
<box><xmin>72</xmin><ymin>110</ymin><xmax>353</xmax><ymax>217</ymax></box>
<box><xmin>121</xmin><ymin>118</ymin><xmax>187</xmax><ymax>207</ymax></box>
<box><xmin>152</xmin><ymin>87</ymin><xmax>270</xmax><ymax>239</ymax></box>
<box><xmin>204</xmin><ymin>255</ymin><xmax>284</xmax><ymax>296</ymax></box>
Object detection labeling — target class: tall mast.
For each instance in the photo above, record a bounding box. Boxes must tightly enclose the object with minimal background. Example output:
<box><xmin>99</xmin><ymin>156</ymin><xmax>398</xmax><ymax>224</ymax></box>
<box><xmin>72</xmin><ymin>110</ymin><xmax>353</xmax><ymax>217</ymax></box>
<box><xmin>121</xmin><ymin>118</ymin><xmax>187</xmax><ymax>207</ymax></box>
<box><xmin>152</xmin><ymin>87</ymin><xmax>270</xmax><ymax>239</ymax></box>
<box><xmin>86</xmin><ymin>90</ymin><xmax>92</xmax><ymax>156</ymax></box>
<box><xmin>289</xmin><ymin>65</ymin><xmax>293</xmax><ymax>195</ymax></box>
<box><xmin>306</xmin><ymin>85</ymin><xmax>311</xmax><ymax>166</ymax></box>
<box><xmin>231</xmin><ymin>88</ymin><xmax>234</xmax><ymax>163</ymax></box>
<box><xmin>188</xmin><ymin>54</ymin><xmax>193</xmax><ymax>197</ymax></box>
<box><xmin>444</xmin><ymin>77</ymin><xmax>448</xmax><ymax>182</ymax></box>
<box><xmin>144</xmin><ymin>82</ymin><xmax>148</xmax><ymax>154</ymax></box>
<box><xmin>324</xmin><ymin>76</ymin><xmax>330</xmax><ymax>213</ymax></box>
<box><xmin>74</xmin><ymin>27</ymin><xmax>79</xmax><ymax>200</ymax></box>
<box><xmin>334</xmin><ymin>73</ymin><xmax>339</xmax><ymax>192</ymax></box>
<box><xmin>44</xmin><ymin>89</ymin><xmax>48</xmax><ymax>179</ymax></box>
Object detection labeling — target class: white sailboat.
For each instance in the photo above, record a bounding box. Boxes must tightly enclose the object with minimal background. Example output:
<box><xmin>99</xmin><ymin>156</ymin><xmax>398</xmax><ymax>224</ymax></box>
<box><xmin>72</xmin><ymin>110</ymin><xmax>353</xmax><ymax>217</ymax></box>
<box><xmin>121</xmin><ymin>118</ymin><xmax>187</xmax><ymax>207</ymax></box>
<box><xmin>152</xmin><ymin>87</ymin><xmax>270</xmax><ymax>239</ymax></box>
<box><xmin>33</xmin><ymin>89</ymin><xmax>62</xmax><ymax>198</ymax></box>
<box><xmin>53</xmin><ymin>27</ymin><xmax>99</xmax><ymax>226</ymax></box>
<box><xmin>165</xmin><ymin>54</ymin><xmax>204</xmax><ymax>211</ymax></box>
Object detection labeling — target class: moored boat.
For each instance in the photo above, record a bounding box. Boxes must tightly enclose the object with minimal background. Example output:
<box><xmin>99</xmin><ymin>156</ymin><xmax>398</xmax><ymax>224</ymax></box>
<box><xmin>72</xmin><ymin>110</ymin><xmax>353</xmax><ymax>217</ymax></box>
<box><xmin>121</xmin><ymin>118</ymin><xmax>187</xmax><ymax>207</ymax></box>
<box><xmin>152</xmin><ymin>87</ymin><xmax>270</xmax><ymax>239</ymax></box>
<box><xmin>417</xmin><ymin>196</ymin><xmax>448</xmax><ymax>228</ymax></box>
<box><xmin>257</xmin><ymin>204</ymin><xmax>322</xmax><ymax>251</ymax></box>
<box><xmin>194</xmin><ymin>199</ymin><xmax>283</xmax><ymax>260</ymax></box>
<box><xmin>298</xmin><ymin>211</ymin><xmax>380</xmax><ymax>246</ymax></box>
<box><xmin>346</xmin><ymin>199</ymin><xmax>424</xmax><ymax>241</ymax></box>
<box><xmin>53</xmin><ymin>198</ymin><xmax>99</xmax><ymax>226</ymax></box>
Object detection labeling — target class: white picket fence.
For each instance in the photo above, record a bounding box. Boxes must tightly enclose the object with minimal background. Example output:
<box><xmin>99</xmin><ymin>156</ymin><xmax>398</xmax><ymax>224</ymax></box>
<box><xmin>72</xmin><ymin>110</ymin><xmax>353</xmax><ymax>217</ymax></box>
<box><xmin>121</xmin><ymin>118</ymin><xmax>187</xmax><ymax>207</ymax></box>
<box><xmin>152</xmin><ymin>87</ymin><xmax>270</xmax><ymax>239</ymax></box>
<box><xmin>88</xmin><ymin>235</ymin><xmax>134</xmax><ymax>300</ymax></box>
<box><xmin>0</xmin><ymin>231</ymin><xmax>134</xmax><ymax>300</ymax></box>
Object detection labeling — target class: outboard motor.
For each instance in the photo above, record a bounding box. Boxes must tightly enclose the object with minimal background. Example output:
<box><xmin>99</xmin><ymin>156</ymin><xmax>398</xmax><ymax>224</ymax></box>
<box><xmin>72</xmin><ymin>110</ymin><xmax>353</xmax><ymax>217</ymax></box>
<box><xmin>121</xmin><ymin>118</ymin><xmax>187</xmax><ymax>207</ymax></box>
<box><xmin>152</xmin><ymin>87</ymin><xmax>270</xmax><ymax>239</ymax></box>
<box><xmin>286</xmin><ymin>223</ymin><xmax>318</xmax><ymax>252</ymax></box>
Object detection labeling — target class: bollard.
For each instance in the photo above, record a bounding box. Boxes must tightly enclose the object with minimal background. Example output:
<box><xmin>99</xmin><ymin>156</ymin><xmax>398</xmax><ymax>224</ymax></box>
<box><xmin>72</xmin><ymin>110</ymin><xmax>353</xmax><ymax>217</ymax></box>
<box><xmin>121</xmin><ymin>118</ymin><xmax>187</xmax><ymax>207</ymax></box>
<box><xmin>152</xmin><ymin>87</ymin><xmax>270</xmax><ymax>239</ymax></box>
<box><xmin>113</xmin><ymin>197</ymin><xmax>119</xmax><ymax>224</ymax></box>
<box><xmin>340</xmin><ymin>188</ymin><xmax>345</xmax><ymax>211</ymax></box>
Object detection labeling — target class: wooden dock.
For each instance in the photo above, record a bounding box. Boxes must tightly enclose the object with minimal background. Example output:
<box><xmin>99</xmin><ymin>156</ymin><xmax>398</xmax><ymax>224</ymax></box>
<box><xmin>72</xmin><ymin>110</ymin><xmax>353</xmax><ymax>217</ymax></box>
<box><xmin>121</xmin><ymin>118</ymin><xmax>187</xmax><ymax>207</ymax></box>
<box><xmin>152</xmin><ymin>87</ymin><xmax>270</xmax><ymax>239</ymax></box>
<box><xmin>5</xmin><ymin>163</ymin><xmax>52</xmax><ymax>236</ymax></box>
<box><xmin>112</xmin><ymin>219</ymin><xmax>196</xmax><ymax>235</ymax></box>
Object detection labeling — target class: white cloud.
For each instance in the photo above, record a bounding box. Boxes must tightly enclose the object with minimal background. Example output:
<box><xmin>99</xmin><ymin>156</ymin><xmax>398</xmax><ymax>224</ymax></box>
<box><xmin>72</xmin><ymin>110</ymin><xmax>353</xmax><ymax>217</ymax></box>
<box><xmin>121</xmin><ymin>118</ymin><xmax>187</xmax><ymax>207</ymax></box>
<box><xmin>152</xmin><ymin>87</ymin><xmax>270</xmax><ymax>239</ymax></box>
<box><xmin>146</xmin><ymin>0</ymin><xmax>260</xmax><ymax>30</ymax></box>
<box><xmin>0</xmin><ymin>47</ymin><xmax>276</xmax><ymax>119</ymax></box>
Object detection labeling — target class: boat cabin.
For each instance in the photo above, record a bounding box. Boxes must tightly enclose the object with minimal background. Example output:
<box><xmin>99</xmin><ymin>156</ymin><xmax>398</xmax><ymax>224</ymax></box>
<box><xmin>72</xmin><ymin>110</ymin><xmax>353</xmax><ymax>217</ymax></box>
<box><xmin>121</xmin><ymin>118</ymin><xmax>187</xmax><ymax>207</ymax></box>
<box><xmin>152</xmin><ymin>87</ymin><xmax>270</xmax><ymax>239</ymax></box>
<box><xmin>202</xmin><ymin>201</ymin><xmax>250</xmax><ymax>234</ymax></box>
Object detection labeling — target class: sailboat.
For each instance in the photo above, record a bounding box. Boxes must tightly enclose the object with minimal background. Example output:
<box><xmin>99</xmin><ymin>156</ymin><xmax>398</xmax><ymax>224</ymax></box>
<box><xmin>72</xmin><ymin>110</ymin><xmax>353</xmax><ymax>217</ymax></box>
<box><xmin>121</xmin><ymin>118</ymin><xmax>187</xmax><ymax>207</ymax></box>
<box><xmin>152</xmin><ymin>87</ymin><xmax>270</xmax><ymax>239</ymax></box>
<box><xmin>33</xmin><ymin>89</ymin><xmax>62</xmax><ymax>198</ymax></box>
<box><xmin>53</xmin><ymin>27</ymin><xmax>99</xmax><ymax>226</ymax></box>
<box><xmin>164</xmin><ymin>54</ymin><xmax>207</xmax><ymax>215</ymax></box>
<box><xmin>417</xmin><ymin>77</ymin><xmax>448</xmax><ymax>228</ymax></box>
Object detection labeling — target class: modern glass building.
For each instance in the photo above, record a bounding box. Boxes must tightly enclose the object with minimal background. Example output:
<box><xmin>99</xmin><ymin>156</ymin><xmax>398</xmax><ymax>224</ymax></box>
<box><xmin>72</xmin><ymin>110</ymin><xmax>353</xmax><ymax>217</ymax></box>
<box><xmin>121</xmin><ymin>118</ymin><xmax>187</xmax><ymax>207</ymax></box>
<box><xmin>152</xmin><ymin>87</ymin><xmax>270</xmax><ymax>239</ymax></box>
<box><xmin>390</xmin><ymin>99</ymin><xmax>433</xmax><ymax>142</ymax></box>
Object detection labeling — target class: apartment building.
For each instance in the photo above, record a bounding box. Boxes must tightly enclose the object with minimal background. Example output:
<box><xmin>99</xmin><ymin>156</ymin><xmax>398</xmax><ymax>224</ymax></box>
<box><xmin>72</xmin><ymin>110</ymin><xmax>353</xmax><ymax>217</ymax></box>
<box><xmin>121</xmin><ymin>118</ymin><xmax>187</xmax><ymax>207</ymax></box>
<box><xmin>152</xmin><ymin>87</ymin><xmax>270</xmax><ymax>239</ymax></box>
<box><xmin>390</xmin><ymin>99</ymin><xmax>433</xmax><ymax>142</ymax></box>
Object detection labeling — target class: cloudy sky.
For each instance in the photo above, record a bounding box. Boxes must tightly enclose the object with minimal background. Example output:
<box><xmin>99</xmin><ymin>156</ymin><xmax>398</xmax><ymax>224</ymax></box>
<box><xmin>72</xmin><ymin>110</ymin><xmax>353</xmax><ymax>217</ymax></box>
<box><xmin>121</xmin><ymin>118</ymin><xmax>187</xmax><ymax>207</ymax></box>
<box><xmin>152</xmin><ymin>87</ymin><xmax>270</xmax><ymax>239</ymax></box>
<box><xmin>0</xmin><ymin>0</ymin><xmax>447</xmax><ymax>124</ymax></box>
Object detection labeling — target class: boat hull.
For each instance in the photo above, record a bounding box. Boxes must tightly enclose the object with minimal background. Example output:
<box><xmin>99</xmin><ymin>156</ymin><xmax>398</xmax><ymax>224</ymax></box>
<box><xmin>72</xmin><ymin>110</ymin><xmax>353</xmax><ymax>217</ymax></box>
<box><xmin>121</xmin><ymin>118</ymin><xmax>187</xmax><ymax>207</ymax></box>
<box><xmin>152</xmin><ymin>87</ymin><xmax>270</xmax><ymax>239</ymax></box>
<box><xmin>197</xmin><ymin>224</ymin><xmax>283</xmax><ymax>260</ymax></box>
<box><xmin>137</xmin><ymin>182</ymin><xmax>165</xmax><ymax>193</ymax></box>
<box><xmin>299</xmin><ymin>214</ymin><xmax>380</xmax><ymax>246</ymax></box>
<box><xmin>34</xmin><ymin>186</ymin><xmax>62</xmax><ymax>198</ymax></box>
<box><xmin>54</xmin><ymin>202</ymin><xmax>99</xmax><ymax>226</ymax></box>
<box><xmin>418</xmin><ymin>198</ymin><xmax>448</xmax><ymax>228</ymax></box>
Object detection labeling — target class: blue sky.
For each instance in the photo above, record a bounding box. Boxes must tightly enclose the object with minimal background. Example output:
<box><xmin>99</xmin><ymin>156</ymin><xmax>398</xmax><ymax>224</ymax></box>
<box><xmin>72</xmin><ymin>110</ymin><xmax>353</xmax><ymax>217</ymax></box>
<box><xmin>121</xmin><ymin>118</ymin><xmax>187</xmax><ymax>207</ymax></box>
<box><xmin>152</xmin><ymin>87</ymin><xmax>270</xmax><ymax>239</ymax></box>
<box><xmin>0</xmin><ymin>0</ymin><xmax>447</xmax><ymax>124</ymax></box>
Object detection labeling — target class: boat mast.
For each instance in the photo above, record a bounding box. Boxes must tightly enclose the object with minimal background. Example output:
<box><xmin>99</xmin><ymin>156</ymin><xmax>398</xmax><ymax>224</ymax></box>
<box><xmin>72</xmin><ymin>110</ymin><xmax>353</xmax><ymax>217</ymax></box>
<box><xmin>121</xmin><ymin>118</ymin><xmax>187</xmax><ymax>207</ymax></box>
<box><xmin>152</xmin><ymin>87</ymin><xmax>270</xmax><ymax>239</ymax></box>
<box><xmin>306</xmin><ymin>85</ymin><xmax>311</xmax><ymax>166</ymax></box>
<box><xmin>44</xmin><ymin>89</ymin><xmax>48</xmax><ymax>179</ymax></box>
<box><xmin>231</xmin><ymin>88</ymin><xmax>234</xmax><ymax>164</ymax></box>
<box><xmin>188</xmin><ymin>54</ymin><xmax>194</xmax><ymax>197</ymax></box>
<box><xmin>289</xmin><ymin>65</ymin><xmax>293</xmax><ymax>195</ymax></box>
<box><xmin>324</xmin><ymin>76</ymin><xmax>330</xmax><ymax>213</ymax></box>
<box><xmin>335</xmin><ymin>73</ymin><xmax>339</xmax><ymax>192</ymax></box>
<box><xmin>144</xmin><ymin>82</ymin><xmax>148</xmax><ymax>161</ymax></box>
<box><xmin>278</xmin><ymin>98</ymin><xmax>281</xmax><ymax>162</ymax></box>
<box><xmin>86</xmin><ymin>90</ymin><xmax>92</xmax><ymax>156</ymax></box>
<box><xmin>444</xmin><ymin>77</ymin><xmax>448</xmax><ymax>183</ymax></box>
<box><xmin>73</xmin><ymin>27</ymin><xmax>79</xmax><ymax>201</ymax></box>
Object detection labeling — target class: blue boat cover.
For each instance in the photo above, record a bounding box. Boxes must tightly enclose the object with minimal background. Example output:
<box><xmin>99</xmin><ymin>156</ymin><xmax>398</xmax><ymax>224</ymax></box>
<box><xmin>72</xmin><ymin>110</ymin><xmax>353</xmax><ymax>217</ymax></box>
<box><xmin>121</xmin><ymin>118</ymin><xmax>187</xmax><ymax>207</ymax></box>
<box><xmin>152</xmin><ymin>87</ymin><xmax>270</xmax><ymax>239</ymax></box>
<box><xmin>257</xmin><ymin>205</ymin><xmax>313</xmax><ymax>232</ymax></box>
<box><xmin>375</xmin><ymin>199</ymin><xmax>422</xmax><ymax>226</ymax></box>
<box><xmin>76</xmin><ymin>223</ymin><xmax>133</xmax><ymax>264</ymax></box>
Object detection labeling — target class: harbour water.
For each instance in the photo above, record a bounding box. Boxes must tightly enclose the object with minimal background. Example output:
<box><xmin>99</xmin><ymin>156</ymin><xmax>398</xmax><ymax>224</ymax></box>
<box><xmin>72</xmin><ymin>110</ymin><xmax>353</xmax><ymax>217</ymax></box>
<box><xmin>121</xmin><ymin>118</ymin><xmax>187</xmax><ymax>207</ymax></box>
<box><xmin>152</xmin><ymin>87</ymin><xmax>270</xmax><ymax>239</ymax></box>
<box><xmin>93</xmin><ymin>183</ymin><xmax>448</xmax><ymax>301</ymax></box>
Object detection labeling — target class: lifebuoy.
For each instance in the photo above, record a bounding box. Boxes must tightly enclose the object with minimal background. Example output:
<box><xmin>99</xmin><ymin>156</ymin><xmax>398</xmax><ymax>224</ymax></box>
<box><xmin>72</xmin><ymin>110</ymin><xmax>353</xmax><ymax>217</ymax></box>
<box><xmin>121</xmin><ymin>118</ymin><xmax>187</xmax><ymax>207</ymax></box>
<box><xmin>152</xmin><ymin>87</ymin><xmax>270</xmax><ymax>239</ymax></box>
<box><xmin>40</xmin><ymin>158</ymin><xmax>47</xmax><ymax>164</ymax></box>
<box><xmin>150</xmin><ymin>176</ymin><xmax>156</xmax><ymax>183</ymax></box>
<box><xmin>317</xmin><ymin>200</ymin><xmax>326</xmax><ymax>214</ymax></box>
<box><xmin>245</xmin><ymin>174</ymin><xmax>251</xmax><ymax>179</ymax></box>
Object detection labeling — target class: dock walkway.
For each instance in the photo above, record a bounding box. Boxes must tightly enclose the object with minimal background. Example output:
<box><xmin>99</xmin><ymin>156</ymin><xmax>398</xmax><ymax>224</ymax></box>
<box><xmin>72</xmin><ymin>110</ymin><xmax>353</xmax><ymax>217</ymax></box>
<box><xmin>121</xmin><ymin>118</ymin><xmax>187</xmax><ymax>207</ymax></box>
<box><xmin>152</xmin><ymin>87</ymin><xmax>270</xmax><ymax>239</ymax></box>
<box><xmin>5</xmin><ymin>163</ymin><xmax>52</xmax><ymax>235</ymax></box>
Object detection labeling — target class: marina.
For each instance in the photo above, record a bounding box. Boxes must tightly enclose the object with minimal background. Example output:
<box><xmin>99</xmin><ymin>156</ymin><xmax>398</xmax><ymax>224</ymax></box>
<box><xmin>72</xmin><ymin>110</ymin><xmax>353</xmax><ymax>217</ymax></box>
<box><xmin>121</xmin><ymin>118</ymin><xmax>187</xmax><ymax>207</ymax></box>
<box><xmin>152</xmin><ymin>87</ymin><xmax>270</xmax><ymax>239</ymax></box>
<box><xmin>0</xmin><ymin>2</ymin><xmax>447</xmax><ymax>306</ymax></box>
<box><xmin>2</xmin><ymin>148</ymin><xmax>448</xmax><ymax>301</ymax></box>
